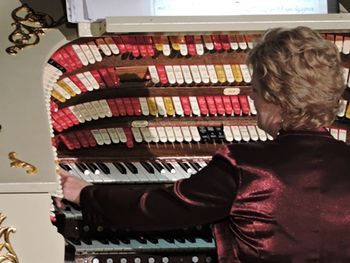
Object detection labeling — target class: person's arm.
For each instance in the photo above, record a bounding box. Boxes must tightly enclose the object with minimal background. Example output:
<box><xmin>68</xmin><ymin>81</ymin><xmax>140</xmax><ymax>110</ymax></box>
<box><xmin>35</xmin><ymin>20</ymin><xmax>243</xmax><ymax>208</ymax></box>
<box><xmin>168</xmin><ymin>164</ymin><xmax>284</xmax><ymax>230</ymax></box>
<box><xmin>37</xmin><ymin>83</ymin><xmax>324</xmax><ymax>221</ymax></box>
<box><xmin>79</xmin><ymin>154</ymin><xmax>239</xmax><ymax>231</ymax></box>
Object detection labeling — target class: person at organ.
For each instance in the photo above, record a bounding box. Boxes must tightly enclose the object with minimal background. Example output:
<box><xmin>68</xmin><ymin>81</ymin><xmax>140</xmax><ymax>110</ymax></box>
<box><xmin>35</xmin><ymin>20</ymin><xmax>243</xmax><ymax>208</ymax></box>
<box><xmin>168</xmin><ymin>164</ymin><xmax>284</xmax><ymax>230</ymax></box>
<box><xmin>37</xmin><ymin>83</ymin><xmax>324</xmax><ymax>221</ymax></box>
<box><xmin>58</xmin><ymin>26</ymin><xmax>350</xmax><ymax>262</ymax></box>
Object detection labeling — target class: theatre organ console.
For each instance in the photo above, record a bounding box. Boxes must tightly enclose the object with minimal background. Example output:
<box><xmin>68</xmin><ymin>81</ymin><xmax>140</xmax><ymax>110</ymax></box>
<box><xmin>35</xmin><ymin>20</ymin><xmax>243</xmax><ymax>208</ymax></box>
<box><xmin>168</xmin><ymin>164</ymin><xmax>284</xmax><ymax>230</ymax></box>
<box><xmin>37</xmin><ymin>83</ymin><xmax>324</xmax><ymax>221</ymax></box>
<box><xmin>1</xmin><ymin>1</ymin><xmax>350</xmax><ymax>262</ymax></box>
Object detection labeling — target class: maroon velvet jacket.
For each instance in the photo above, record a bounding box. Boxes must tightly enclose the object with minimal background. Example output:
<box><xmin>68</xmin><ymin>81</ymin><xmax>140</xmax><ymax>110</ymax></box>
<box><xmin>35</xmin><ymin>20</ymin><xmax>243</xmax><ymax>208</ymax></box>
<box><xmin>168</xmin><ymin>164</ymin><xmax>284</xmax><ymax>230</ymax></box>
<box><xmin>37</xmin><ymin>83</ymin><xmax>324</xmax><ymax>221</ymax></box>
<box><xmin>80</xmin><ymin>129</ymin><xmax>350</xmax><ymax>262</ymax></box>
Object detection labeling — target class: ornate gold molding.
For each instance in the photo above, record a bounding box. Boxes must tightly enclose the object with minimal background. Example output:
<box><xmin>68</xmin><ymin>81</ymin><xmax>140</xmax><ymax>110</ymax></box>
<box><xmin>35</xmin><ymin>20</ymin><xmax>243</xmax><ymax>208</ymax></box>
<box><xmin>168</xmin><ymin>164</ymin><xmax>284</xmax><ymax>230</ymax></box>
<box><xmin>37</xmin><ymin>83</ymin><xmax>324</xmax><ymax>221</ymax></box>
<box><xmin>8</xmin><ymin>152</ymin><xmax>38</xmax><ymax>175</ymax></box>
<box><xmin>0</xmin><ymin>213</ymin><xmax>18</xmax><ymax>263</ymax></box>
<box><xmin>6</xmin><ymin>4</ymin><xmax>66</xmax><ymax>55</ymax></box>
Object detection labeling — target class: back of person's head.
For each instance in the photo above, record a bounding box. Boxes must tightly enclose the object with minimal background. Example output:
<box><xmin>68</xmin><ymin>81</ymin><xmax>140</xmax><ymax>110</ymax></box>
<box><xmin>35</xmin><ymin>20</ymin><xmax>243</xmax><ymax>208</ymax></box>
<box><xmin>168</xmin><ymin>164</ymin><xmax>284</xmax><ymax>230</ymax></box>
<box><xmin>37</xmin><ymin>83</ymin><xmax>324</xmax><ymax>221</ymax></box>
<box><xmin>247</xmin><ymin>26</ymin><xmax>345</xmax><ymax>130</ymax></box>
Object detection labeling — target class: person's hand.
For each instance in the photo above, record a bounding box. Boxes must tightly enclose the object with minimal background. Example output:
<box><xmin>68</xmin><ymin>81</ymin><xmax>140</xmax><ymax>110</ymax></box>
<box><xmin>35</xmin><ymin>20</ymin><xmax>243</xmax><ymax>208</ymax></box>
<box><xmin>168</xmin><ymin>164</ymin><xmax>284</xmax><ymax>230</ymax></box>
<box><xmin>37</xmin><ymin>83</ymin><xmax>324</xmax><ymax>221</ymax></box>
<box><xmin>59</xmin><ymin>169</ymin><xmax>92</xmax><ymax>205</ymax></box>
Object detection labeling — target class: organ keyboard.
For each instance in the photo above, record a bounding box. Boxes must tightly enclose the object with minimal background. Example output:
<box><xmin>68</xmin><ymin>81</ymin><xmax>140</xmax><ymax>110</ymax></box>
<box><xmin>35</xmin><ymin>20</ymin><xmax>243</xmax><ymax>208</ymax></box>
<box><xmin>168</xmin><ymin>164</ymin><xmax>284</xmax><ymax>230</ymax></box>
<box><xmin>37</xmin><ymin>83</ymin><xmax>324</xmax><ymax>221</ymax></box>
<box><xmin>46</xmin><ymin>17</ymin><xmax>350</xmax><ymax>263</ymax></box>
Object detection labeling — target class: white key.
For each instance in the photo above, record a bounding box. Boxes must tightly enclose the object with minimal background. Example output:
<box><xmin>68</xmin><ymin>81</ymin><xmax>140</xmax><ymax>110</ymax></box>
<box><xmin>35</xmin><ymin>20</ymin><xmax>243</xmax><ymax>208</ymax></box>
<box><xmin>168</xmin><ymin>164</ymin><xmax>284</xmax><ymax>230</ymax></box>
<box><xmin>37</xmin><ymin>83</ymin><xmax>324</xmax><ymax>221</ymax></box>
<box><xmin>181</xmin><ymin>65</ymin><xmax>193</xmax><ymax>84</ymax></box>
<box><xmin>76</xmin><ymin>73</ymin><xmax>93</xmax><ymax>91</ymax></box>
<box><xmin>71</xmin><ymin>44</ymin><xmax>89</xmax><ymax>66</ymax></box>
<box><xmin>83</xmin><ymin>71</ymin><xmax>100</xmax><ymax>90</ymax></box>
<box><xmin>172</xmin><ymin>96</ymin><xmax>184</xmax><ymax>116</ymax></box>
<box><xmin>62</xmin><ymin>77</ymin><xmax>81</xmax><ymax>94</ymax></box>
<box><xmin>80</xmin><ymin>44</ymin><xmax>96</xmax><ymax>64</ymax></box>
<box><xmin>247</xmin><ymin>96</ymin><xmax>257</xmax><ymax>115</ymax></box>
<box><xmin>203</xmin><ymin>37</ymin><xmax>214</xmax><ymax>50</ymax></box>
<box><xmin>237</xmin><ymin>38</ymin><xmax>248</xmax><ymax>50</ymax></box>
<box><xmin>173</xmin><ymin>127</ymin><xmax>184</xmax><ymax>143</ymax></box>
<box><xmin>179</xmin><ymin>42</ymin><xmax>188</xmax><ymax>56</ymax></box>
<box><xmin>198</xmin><ymin>65</ymin><xmax>210</xmax><ymax>84</ymax></box>
<box><xmin>162</xmin><ymin>42</ymin><xmax>171</xmax><ymax>56</ymax></box>
<box><xmin>91</xmin><ymin>129</ymin><xmax>104</xmax><ymax>145</ymax></box>
<box><xmin>107</xmin><ymin>128</ymin><xmax>120</xmax><ymax>143</ymax></box>
<box><xmin>337</xmin><ymin>99</ymin><xmax>348</xmax><ymax>117</ymax></box>
<box><xmin>88</xmin><ymin>42</ymin><xmax>103</xmax><ymax>62</ymax></box>
<box><xmin>91</xmin><ymin>101</ymin><xmax>106</xmax><ymax>118</ymax></box>
<box><xmin>247</xmin><ymin>126</ymin><xmax>259</xmax><ymax>141</ymax></box>
<box><xmin>223</xmin><ymin>64</ymin><xmax>235</xmax><ymax>83</ymax></box>
<box><xmin>131</xmin><ymin>127</ymin><xmax>143</xmax><ymax>143</ymax></box>
<box><xmin>239</xmin><ymin>126</ymin><xmax>250</xmax><ymax>142</ymax></box>
<box><xmin>206</xmin><ymin>65</ymin><xmax>218</xmax><ymax>84</ymax></box>
<box><xmin>140</xmin><ymin>127</ymin><xmax>153</xmax><ymax>143</ymax></box>
<box><xmin>83</xmin><ymin>102</ymin><xmax>99</xmax><ymax>120</ymax></box>
<box><xmin>181</xmin><ymin>126</ymin><xmax>192</xmax><ymax>142</ymax></box>
<box><xmin>256</xmin><ymin>126</ymin><xmax>267</xmax><ymax>141</ymax></box>
<box><xmin>99</xmin><ymin>99</ymin><xmax>113</xmax><ymax>117</ymax></box>
<box><xmin>231</xmin><ymin>126</ymin><xmax>242</xmax><ymax>142</ymax></box>
<box><xmin>139</xmin><ymin>97</ymin><xmax>150</xmax><ymax>116</ymax></box>
<box><xmin>189</xmin><ymin>126</ymin><xmax>201</xmax><ymax>142</ymax></box>
<box><xmin>266</xmin><ymin>132</ymin><xmax>274</xmax><ymax>140</ymax></box>
<box><xmin>189</xmin><ymin>96</ymin><xmax>201</xmax><ymax>116</ymax></box>
<box><xmin>223</xmin><ymin>126</ymin><xmax>234</xmax><ymax>142</ymax></box>
<box><xmin>228</xmin><ymin>37</ymin><xmax>239</xmax><ymax>51</ymax></box>
<box><xmin>148</xmin><ymin>65</ymin><xmax>160</xmax><ymax>84</ymax></box>
<box><xmin>164</xmin><ymin>65</ymin><xmax>176</xmax><ymax>85</ymax></box>
<box><xmin>155</xmin><ymin>127</ymin><xmax>168</xmax><ymax>143</ymax></box>
<box><xmin>69</xmin><ymin>106</ymin><xmax>85</xmax><ymax>123</ymax></box>
<box><xmin>189</xmin><ymin>65</ymin><xmax>202</xmax><ymax>84</ymax></box>
<box><xmin>240</xmin><ymin>64</ymin><xmax>252</xmax><ymax>83</ymax></box>
<box><xmin>115</xmin><ymin>128</ymin><xmax>127</xmax><ymax>143</ymax></box>
<box><xmin>155</xmin><ymin>97</ymin><xmax>167</xmax><ymax>116</ymax></box>
<box><xmin>343</xmin><ymin>68</ymin><xmax>349</xmax><ymax>85</ymax></box>
<box><xmin>195</xmin><ymin>42</ymin><xmax>204</xmax><ymax>55</ymax></box>
<box><xmin>165</xmin><ymin>127</ymin><xmax>176</xmax><ymax>143</ymax></box>
<box><xmin>330</xmin><ymin>128</ymin><xmax>339</xmax><ymax>140</ymax></box>
<box><xmin>172</xmin><ymin>65</ymin><xmax>184</xmax><ymax>85</ymax></box>
<box><xmin>343</xmin><ymin>37</ymin><xmax>350</xmax><ymax>55</ymax></box>
<box><xmin>149</xmin><ymin>127</ymin><xmax>160</xmax><ymax>143</ymax></box>
<box><xmin>335</xmin><ymin>37</ymin><xmax>343</xmax><ymax>52</ymax></box>
<box><xmin>99</xmin><ymin>129</ymin><xmax>112</xmax><ymax>145</ymax></box>
<box><xmin>338</xmin><ymin>129</ymin><xmax>347</xmax><ymax>142</ymax></box>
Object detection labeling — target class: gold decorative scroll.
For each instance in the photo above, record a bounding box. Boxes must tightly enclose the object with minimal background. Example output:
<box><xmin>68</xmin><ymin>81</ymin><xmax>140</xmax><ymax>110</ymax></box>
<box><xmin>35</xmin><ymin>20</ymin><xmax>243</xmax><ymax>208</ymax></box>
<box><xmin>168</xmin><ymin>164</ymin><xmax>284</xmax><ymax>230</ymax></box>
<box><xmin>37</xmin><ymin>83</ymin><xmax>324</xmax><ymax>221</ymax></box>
<box><xmin>6</xmin><ymin>4</ymin><xmax>66</xmax><ymax>55</ymax></box>
<box><xmin>0</xmin><ymin>213</ymin><xmax>18</xmax><ymax>263</ymax></box>
<box><xmin>8</xmin><ymin>152</ymin><xmax>38</xmax><ymax>175</ymax></box>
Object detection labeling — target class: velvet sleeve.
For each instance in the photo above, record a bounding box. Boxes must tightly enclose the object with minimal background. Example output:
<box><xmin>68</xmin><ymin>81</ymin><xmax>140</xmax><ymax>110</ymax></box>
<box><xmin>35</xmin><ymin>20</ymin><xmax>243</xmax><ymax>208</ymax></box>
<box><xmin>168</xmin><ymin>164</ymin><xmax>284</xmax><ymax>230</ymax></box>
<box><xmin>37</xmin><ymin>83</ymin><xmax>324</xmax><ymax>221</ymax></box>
<box><xmin>80</xmin><ymin>153</ymin><xmax>238</xmax><ymax>231</ymax></box>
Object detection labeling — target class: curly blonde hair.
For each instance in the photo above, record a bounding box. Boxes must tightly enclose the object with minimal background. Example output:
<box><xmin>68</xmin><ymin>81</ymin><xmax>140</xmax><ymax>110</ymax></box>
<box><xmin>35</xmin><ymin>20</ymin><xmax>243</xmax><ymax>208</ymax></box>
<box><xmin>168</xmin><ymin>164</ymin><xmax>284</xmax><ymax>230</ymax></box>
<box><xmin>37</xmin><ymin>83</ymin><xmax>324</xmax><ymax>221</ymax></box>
<box><xmin>247</xmin><ymin>26</ymin><xmax>345</xmax><ymax>130</ymax></box>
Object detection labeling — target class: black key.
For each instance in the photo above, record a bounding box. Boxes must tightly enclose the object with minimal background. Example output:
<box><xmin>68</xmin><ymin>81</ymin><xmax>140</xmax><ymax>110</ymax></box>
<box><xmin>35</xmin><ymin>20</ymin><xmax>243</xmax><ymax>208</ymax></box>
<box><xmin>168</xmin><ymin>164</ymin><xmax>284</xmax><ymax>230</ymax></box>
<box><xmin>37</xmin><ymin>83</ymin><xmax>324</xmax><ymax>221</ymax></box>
<box><xmin>85</xmin><ymin>163</ymin><xmax>99</xmax><ymax>174</ymax></box>
<box><xmin>163</xmin><ymin>162</ymin><xmax>175</xmax><ymax>173</ymax></box>
<box><xmin>150</xmin><ymin>161</ymin><xmax>165</xmax><ymax>173</ymax></box>
<box><xmin>136</xmin><ymin>236</ymin><xmax>147</xmax><ymax>244</ymax></box>
<box><xmin>76</xmin><ymin>163</ymin><xmax>89</xmax><ymax>174</ymax></box>
<box><xmin>113</xmin><ymin>162</ymin><xmax>127</xmax><ymax>174</ymax></box>
<box><xmin>178</xmin><ymin>162</ymin><xmax>192</xmax><ymax>173</ymax></box>
<box><xmin>81</xmin><ymin>239</ymin><xmax>92</xmax><ymax>245</ymax></box>
<box><xmin>140</xmin><ymin>161</ymin><xmax>154</xmax><ymax>174</ymax></box>
<box><xmin>175</xmin><ymin>237</ymin><xmax>186</xmax><ymax>243</ymax></box>
<box><xmin>59</xmin><ymin>163</ymin><xmax>71</xmax><ymax>172</ymax></box>
<box><xmin>97</xmin><ymin>238</ymin><xmax>109</xmax><ymax>245</ymax></box>
<box><xmin>109</xmin><ymin>237</ymin><xmax>120</xmax><ymax>245</ymax></box>
<box><xmin>189</xmin><ymin>162</ymin><xmax>200</xmax><ymax>172</ymax></box>
<box><xmin>96</xmin><ymin>163</ymin><xmax>110</xmax><ymax>174</ymax></box>
<box><xmin>186</xmin><ymin>237</ymin><xmax>196</xmax><ymax>243</ymax></box>
<box><xmin>119</xmin><ymin>238</ymin><xmax>130</xmax><ymax>244</ymax></box>
<box><xmin>146</xmin><ymin>236</ymin><xmax>159</xmax><ymax>244</ymax></box>
<box><xmin>124</xmin><ymin>162</ymin><xmax>138</xmax><ymax>174</ymax></box>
